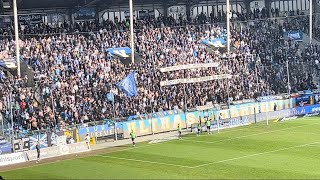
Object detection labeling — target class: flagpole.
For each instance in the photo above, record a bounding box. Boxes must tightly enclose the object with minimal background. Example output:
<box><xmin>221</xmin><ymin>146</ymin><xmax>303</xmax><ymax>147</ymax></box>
<box><xmin>13</xmin><ymin>0</ymin><xmax>21</xmax><ymax>78</ymax></box>
<box><xmin>111</xmin><ymin>84</ymin><xmax>117</xmax><ymax>141</ymax></box>
<box><xmin>129</xmin><ymin>0</ymin><xmax>135</xmax><ymax>64</ymax></box>
<box><xmin>309</xmin><ymin>0</ymin><xmax>313</xmax><ymax>43</ymax></box>
<box><xmin>226</xmin><ymin>0</ymin><xmax>231</xmax><ymax>53</ymax></box>
<box><xmin>10</xmin><ymin>91</ymin><xmax>14</xmax><ymax>140</ymax></box>
<box><xmin>51</xmin><ymin>90</ymin><xmax>57</xmax><ymax>132</ymax></box>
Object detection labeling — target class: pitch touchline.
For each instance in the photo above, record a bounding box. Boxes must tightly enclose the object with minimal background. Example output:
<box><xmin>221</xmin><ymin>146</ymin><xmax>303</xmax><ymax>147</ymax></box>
<box><xmin>181</xmin><ymin>122</ymin><xmax>320</xmax><ymax>145</ymax></box>
<box><xmin>191</xmin><ymin>141</ymin><xmax>320</xmax><ymax>168</ymax></box>
<box><xmin>96</xmin><ymin>155</ymin><xmax>194</xmax><ymax>169</ymax></box>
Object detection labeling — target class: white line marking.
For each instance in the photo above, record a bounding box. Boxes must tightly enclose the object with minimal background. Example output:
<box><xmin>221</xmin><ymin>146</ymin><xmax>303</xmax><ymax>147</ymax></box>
<box><xmin>97</xmin><ymin>155</ymin><xmax>193</xmax><ymax>169</ymax></box>
<box><xmin>306</xmin><ymin>144</ymin><xmax>320</xmax><ymax>147</ymax></box>
<box><xmin>181</xmin><ymin>122</ymin><xmax>320</xmax><ymax>145</ymax></box>
<box><xmin>191</xmin><ymin>142</ymin><xmax>320</xmax><ymax>168</ymax></box>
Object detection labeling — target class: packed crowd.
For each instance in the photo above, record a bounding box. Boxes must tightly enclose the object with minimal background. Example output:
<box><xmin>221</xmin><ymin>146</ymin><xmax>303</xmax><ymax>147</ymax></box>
<box><xmin>0</xmin><ymin>9</ymin><xmax>318</xmax><ymax>132</ymax></box>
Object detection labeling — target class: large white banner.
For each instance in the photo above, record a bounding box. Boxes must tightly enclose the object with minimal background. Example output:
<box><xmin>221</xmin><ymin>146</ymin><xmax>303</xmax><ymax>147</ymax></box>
<box><xmin>159</xmin><ymin>62</ymin><xmax>220</xmax><ymax>72</ymax></box>
<box><xmin>160</xmin><ymin>74</ymin><xmax>232</xmax><ymax>86</ymax></box>
<box><xmin>26</xmin><ymin>142</ymin><xmax>90</xmax><ymax>161</ymax></box>
<box><xmin>0</xmin><ymin>152</ymin><xmax>28</xmax><ymax>166</ymax></box>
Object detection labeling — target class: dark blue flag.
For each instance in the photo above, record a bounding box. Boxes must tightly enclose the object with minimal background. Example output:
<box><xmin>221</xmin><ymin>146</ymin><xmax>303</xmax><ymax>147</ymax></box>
<box><xmin>116</xmin><ymin>72</ymin><xmax>138</xmax><ymax>97</ymax></box>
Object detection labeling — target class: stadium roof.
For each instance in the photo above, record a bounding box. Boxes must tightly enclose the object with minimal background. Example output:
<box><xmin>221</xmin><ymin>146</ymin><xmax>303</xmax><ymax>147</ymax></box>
<box><xmin>16</xmin><ymin>0</ymin><xmax>207</xmax><ymax>10</ymax></box>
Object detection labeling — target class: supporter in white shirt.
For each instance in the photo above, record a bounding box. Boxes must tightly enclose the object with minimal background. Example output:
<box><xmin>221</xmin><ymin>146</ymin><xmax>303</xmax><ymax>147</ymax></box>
<box><xmin>85</xmin><ymin>133</ymin><xmax>90</xmax><ymax>149</ymax></box>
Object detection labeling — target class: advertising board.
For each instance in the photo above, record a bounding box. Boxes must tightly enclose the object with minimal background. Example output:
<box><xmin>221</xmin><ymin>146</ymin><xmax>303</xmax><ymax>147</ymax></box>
<box><xmin>26</xmin><ymin>142</ymin><xmax>90</xmax><ymax>161</ymax></box>
<box><xmin>0</xmin><ymin>152</ymin><xmax>28</xmax><ymax>166</ymax></box>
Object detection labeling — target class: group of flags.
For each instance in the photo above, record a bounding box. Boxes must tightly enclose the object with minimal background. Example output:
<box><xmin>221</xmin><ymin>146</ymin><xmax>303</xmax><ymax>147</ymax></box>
<box><xmin>106</xmin><ymin>34</ymin><xmax>227</xmax><ymax>99</ymax></box>
<box><xmin>105</xmin><ymin>47</ymin><xmax>139</xmax><ymax>101</ymax></box>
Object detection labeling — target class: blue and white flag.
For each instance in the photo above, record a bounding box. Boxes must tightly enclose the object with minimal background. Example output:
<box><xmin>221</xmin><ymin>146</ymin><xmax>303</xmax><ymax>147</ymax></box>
<box><xmin>0</xmin><ymin>58</ymin><xmax>17</xmax><ymax>69</ymax></box>
<box><xmin>30</xmin><ymin>133</ymin><xmax>48</xmax><ymax>150</ymax></box>
<box><xmin>116</xmin><ymin>72</ymin><xmax>138</xmax><ymax>97</ymax></box>
<box><xmin>284</xmin><ymin>31</ymin><xmax>303</xmax><ymax>42</ymax></box>
<box><xmin>107</xmin><ymin>47</ymin><xmax>132</xmax><ymax>59</ymax></box>
<box><xmin>106</xmin><ymin>47</ymin><xmax>142</xmax><ymax>65</ymax></box>
<box><xmin>202</xmin><ymin>38</ymin><xmax>227</xmax><ymax>48</ymax></box>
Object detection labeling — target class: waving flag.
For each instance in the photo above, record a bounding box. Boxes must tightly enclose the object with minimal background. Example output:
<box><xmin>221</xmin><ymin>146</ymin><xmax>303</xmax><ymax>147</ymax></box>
<box><xmin>117</xmin><ymin>72</ymin><xmax>138</xmax><ymax>97</ymax></box>
<box><xmin>202</xmin><ymin>38</ymin><xmax>227</xmax><ymax>48</ymax></box>
<box><xmin>107</xmin><ymin>47</ymin><xmax>132</xmax><ymax>58</ymax></box>
<box><xmin>284</xmin><ymin>31</ymin><xmax>303</xmax><ymax>42</ymax></box>
<box><xmin>0</xmin><ymin>58</ymin><xmax>17</xmax><ymax>69</ymax></box>
<box><xmin>106</xmin><ymin>47</ymin><xmax>142</xmax><ymax>65</ymax></box>
<box><xmin>30</xmin><ymin>133</ymin><xmax>48</xmax><ymax>150</ymax></box>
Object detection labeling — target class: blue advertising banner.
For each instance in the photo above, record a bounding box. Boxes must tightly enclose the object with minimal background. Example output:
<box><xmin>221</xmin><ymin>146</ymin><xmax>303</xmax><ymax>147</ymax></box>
<box><xmin>78</xmin><ymin>124</ymin><xmax>115</xmax><ymax>139</ymax></box>
<box><xmin>290</xmin><ymin>104</ymin><xmax>320</xmax><ymax>116</ymax></box>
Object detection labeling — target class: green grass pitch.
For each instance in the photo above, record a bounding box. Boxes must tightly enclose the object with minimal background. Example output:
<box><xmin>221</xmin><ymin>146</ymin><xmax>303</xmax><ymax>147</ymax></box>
<box><xmin>1</xmin><ymin>117</ymin><xmax>320</xmax><ymax>179</ymax></box>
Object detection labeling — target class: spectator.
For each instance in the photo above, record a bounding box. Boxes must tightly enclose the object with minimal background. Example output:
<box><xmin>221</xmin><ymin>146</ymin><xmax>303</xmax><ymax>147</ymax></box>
<box><xmin>0</xmin><ymin>10</ymin><xmax>317</xmax><ymax>133</ymax></box>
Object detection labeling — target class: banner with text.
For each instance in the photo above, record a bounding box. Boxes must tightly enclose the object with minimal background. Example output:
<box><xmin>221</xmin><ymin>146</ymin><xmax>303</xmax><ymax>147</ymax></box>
<box><xmin>26</xmin><ymin>142</ymin><xmax>90</xmax><ymax>161</ymax></box>
<box><xmin>160</xmin><ymin>74</ymin><xmax>232</xmax><ymax>86</ymax></box>
<box><xmin>19</xmin><ymin>14</ymin><xmax>43</xmax><ymax>25</ymax></box>
<box><xmin>0</xmin><ymin>152</ymin><xmax>28</xmax><ymax>166</ymax></box>
<box><xmin>159</xmin><ymin>63</ymin><xmax>220</xmax><ymax>72</ymax></box>
<box><xmin>78</xmin><ymin>123</ymin><xmax>117</xmax><ymax>141</ymax></box>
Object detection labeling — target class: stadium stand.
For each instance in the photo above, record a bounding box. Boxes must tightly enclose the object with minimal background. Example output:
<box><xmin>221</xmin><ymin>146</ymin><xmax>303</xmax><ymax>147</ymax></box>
<box><xmin>0</xmin><ymin>0</ymin><xmax>318</xmax><ymax>135</ymax></box>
